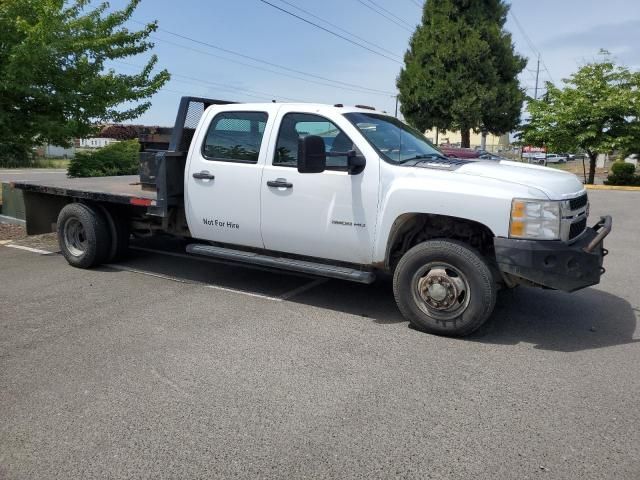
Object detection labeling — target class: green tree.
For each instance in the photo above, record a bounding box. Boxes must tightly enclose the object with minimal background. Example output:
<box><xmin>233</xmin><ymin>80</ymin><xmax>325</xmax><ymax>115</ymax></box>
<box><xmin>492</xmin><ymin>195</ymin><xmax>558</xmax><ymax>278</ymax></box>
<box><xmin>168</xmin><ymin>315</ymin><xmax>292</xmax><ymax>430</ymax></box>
<box><xmin>0</xmin><ymin>0</ymin><xmax>169</xmax><ymax>165</ymax></box>
<box><xmin>397</xmin><ymin>0</ymin><xmax>526</xmax><ymax>147</ymax></box>
<box><xmin>522</xmin><ymin>54</ymin><xmax>640</xmax><ymax>184</ymax></box>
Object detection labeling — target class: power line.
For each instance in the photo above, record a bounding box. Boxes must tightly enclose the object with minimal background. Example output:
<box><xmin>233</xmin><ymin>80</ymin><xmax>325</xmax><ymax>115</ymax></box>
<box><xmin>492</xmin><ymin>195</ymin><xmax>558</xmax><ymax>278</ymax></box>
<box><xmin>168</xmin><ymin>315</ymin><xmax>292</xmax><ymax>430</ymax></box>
<box><xmin>365</xmin><ymin>0</ymin><xmax>414</xmax><ymax>28</ymax></box>
<box><xmin>150</xmin><ymin>34</ymin><xmax>396</xmax><ymax>98</ymax></box>
<box><xmin>113</xmin><ymin>60</ymin><xmax>305</xmax><ymax>102</ymax></box>
<box><xmin>133</xmin><ymin>21</ymin><xmax>397</xmax><ymax>96</ymax></box>
<box><xmin>540</xmin><ymin>59</ymin><xmax>556</xmax><ymax>85</ymax></box>
<box><xmin>509</xmin><ymin>9</ymin><xmax>555</xmax><ymax>86</ymax></box>
<box><xmin>257</xmin><ymin>0</ymin><xmax>402</xmax><ymax>64</ymax></box>
<box><xmin>509</xmin><ymin>11</ymin><xmax>538</xmax><ymax>56</ymax></box>
<box><xmin>273</xmin><ymin>0</ymin><xmax>401</xmax><ymax>58</ymax></box>
<box><xmin>354</xmin><ymin>0</ymin><xmax>413</xmax><ymax>33</ymax></box>
<box><xmin>408</xmin><ymin>0</ymin><xmax>423</xmax><ymax>7</ymax></box>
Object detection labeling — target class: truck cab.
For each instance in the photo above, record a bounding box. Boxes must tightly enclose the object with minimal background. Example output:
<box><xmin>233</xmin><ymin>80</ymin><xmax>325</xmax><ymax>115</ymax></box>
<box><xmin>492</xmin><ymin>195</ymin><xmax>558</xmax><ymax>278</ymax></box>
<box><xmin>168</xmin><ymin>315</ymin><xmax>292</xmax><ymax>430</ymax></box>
<box><xmin>14</xmin><ymin>97</ymin><xmax>612</xmax><ymax>337</ymax></box>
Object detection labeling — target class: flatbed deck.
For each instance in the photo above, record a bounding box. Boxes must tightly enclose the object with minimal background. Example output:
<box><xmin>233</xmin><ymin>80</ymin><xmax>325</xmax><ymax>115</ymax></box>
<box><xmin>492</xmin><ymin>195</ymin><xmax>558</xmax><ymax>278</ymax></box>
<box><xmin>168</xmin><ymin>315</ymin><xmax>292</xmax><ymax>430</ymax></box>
<box><xmin>12</xmin><ymin>175</ymin><xmax>156</xmax><ymax>206</ymax></box>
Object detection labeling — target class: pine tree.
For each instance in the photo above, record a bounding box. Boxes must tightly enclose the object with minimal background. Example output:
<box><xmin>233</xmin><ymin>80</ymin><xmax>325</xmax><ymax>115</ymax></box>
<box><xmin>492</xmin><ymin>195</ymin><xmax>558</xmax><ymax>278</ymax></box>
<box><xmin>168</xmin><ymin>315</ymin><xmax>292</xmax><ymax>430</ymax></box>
<box><xmin>397</xmin><ymin>0</ymin><xmax>526</xmax><ymax>147</ymax></box>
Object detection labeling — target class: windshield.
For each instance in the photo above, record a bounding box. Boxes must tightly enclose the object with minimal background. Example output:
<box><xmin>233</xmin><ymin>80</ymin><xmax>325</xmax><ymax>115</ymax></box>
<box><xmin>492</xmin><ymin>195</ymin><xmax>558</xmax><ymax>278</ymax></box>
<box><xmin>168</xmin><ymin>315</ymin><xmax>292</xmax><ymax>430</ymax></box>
<box><xmin>344</xmin><ymin>112</ymin><xmax>443</xmax><ymax>164</ymax></box>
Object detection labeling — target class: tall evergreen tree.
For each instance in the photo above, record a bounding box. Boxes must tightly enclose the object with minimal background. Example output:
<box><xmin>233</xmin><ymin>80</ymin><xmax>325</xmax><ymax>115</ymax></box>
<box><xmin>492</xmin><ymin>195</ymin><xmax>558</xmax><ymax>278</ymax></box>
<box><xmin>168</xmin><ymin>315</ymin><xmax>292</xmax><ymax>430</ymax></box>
<box><xmin>0</xmin><ymin>0</ymin><xmax>170</xmax><ymax>165</ymax></box>
<box><xmin>397</xmin><ymin>0</ymin><xmax>526</xmax><ymax>147</ymax></box>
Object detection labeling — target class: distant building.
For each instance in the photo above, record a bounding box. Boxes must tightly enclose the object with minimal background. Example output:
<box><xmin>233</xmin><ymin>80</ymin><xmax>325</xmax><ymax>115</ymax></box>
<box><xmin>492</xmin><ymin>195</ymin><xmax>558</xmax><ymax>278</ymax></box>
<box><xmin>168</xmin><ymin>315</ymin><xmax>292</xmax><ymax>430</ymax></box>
<box><xmin>35</xmin><ymin>144</ymin><xmax>75</xmax><ymax>158</ymax></box>
<box><xmin>424</xmin><ymin>128</ymin><xmax>510</xmax><ymax>152</ymax></box>
<box><xmin>76</xmin><ymin>137</ymin><xmax>120</xmax><ymax>149</ymax></box>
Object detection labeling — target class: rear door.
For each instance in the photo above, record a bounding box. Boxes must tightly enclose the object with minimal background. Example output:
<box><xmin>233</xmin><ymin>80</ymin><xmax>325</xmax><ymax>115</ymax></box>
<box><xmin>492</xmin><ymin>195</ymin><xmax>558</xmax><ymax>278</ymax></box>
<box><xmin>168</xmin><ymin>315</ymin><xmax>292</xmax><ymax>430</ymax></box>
<box><xmin>185</xmin><ymin>105</ymin><xmax>277</xmax><ymax>248</ymax></box>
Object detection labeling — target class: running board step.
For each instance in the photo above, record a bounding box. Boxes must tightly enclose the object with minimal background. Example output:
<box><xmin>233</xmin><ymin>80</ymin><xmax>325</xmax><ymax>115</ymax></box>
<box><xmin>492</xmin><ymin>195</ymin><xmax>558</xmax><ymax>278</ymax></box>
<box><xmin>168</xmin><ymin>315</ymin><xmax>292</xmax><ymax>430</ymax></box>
<box><xmin>186</xmin><ymin>244</ymin><xmax>376</xmax><ymax>284</ymax></box>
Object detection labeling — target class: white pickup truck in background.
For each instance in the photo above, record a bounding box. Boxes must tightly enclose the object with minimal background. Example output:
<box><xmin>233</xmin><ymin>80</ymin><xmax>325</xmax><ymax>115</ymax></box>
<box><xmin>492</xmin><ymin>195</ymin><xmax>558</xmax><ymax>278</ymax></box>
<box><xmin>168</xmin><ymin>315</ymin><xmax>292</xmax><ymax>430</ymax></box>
<box><xmin>14</xmin><ymin>97</ymin><xmax>612</xmax><ymax>336</ymax></box>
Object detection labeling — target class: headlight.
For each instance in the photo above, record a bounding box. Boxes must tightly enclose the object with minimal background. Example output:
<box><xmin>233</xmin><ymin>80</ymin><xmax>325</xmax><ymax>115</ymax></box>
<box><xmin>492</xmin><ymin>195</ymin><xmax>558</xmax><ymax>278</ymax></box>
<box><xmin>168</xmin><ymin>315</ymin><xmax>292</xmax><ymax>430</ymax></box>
<box><xmin>509</xmin><ymin>199</ymin><xmax>561</xmax><ymax>240</ymax></box>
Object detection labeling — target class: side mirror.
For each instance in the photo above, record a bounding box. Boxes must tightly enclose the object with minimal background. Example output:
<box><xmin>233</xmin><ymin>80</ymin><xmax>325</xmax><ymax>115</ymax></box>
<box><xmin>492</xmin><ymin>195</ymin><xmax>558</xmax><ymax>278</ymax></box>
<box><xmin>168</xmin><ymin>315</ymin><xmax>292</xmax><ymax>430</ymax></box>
<box><xmin>347</xmin><ymin>150</ymin><xmax>366</xmax><ymax>175</ymax></box>
<box><xmin>297</xmin><ymin>135</ymin><xmax>326</xmax><ymax>174</ymax></box>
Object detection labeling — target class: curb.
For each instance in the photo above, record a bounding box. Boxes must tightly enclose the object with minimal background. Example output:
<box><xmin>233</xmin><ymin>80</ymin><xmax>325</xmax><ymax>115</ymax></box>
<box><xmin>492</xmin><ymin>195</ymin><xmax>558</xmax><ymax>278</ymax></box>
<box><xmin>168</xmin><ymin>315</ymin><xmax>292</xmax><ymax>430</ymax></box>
<box><xmin>0</xmin><ymin>214</ymin><xmax>26</xmax><ymax>226</ymax></box>
<box><xmin>585</xmin><ymin>184</ymin><xmax>640</xmax><ymax>192</ymax></box>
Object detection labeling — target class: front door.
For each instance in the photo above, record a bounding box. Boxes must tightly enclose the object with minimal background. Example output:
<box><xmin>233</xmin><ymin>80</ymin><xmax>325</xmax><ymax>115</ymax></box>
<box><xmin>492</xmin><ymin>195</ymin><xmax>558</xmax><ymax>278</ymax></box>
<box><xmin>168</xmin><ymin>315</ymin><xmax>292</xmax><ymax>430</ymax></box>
<box><xmin>260</xmin><ymin>108</ymin><xmax>379</xmax><ymax>264</ymax></box>
<box><xmin>185</xmin><ymin>107</ymin><xmax>275</xmax><ymax>248</ymax></box>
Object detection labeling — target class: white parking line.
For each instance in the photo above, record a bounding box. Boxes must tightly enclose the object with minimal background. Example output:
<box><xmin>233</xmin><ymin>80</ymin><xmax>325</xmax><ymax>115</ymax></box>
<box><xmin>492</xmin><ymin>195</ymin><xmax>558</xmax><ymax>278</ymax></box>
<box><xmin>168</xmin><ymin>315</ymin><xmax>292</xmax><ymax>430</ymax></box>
<box><xmin>130</xmin><ymin>246</ymin><xmax>328</xmax><ymax>299</ymax></box>
<box><xmin>104</xmin><ymin>263</ymin><xmax>284</xmax><ymax>302</ymax></box>
<box><xmin>2</xmin><ymin>242</ymin><xmax>328</xmax><ymax>302</ymax></box>
<box><xmin>279</xmin><ymin>278</ymin><xmax>328</xmax><ymax>300</ymax></box>
<box><xmin>6</xmin><ymin>244</ymin><xmax>54</xmax><ymax>255</ymax></box>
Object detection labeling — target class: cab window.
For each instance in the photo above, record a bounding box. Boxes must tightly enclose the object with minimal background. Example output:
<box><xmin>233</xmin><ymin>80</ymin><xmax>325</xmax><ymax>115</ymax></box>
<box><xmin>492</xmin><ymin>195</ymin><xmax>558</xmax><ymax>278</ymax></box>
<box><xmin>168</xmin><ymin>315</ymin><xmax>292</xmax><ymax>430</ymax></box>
<box><xmin>202</xmin><ymin>111</ymin><xmax>268</xmax><ymax>163</ymax></box>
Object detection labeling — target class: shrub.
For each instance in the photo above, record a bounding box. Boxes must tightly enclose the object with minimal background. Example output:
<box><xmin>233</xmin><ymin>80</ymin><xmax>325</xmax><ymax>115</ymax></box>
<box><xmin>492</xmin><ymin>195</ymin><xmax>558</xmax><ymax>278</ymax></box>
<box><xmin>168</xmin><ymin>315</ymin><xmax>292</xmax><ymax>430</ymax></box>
<box><xmin>604</xmin><ymin>161</ymin><xmax>640</xmax><ymax>186</ymax></box>
<box><xmin>0</xmin><ymin>143</ymin><xmax>34</xmax><ymax>168</ymax></box>
<box><xmin>68</xmin><ymin>140</ymin><xmax>139</xmax><ymax>177</ymax></box>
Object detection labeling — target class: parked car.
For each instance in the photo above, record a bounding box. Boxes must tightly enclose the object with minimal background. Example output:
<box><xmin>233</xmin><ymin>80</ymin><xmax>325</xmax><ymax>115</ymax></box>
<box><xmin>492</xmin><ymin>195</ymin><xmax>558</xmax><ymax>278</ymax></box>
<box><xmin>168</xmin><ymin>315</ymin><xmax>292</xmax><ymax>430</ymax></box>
<box><xmin>439</xmin><ymin>146</ymin><xmax>481</xmax><ymax>159</ymax></box>
<box><xmin>545</xmin><ymin>154</ymin><xmax>567</xmax><ymax>164</ymax></box>
<box><xmin>522</xmin><ymin>152</ymin><xmax>547</xmax><ymax>165</ymax></box>
<box><xmin>12</xmin><ymin>96</ymin><xmax>612</xmax><ymax>337</ymax></box>
<box><xmin>440</xmin><ymin>146</ymin><xmax>509</xmax><ymax>162</ymax></box>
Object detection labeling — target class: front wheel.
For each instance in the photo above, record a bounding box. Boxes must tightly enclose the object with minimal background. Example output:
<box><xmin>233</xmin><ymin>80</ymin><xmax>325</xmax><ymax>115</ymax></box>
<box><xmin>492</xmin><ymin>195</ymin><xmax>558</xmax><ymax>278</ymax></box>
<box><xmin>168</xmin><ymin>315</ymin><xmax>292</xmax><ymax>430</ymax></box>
<box><xmin>393</xmin><ymin>240</ymin><xmax>497</xmax><ymax>337</ymax></box>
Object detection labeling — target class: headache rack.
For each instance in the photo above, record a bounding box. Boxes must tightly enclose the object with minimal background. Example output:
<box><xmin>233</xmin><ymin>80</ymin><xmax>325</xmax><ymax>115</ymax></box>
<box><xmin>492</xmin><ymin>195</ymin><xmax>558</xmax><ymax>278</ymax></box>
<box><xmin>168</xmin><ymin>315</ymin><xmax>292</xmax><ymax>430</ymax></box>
<box><xmin>138</xmin><ymin>96</ymin><xmax>236</xmax><ymax>216</ymax></box>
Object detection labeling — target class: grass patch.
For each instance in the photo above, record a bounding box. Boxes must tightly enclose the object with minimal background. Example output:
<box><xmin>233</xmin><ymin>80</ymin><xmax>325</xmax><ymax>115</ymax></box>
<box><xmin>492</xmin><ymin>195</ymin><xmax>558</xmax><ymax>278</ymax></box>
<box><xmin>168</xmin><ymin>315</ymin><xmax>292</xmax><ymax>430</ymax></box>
<box><xmin>31</xmin><ymin>158</ymin><xmax>70</xmax><ymax>169</ymax></box>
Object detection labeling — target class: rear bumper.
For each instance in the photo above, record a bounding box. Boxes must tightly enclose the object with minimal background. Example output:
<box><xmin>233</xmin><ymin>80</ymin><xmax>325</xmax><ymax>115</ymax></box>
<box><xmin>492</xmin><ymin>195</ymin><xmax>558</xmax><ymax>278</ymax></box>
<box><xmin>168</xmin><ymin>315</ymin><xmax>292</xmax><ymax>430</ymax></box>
<box><xmin>494</xmin><ymin>216</ymin><xmax>612</xmax><ymax>292</ymax></box>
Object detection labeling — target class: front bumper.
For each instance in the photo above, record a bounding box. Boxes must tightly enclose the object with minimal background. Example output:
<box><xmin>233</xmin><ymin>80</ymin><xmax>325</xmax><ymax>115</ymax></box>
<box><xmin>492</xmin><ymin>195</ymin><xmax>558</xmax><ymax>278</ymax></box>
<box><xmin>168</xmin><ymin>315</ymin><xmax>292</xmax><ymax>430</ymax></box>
<box><xmin>494</xmin><ymin>216</ymin><xmax>612</xmax><ymax>292</ymax></box>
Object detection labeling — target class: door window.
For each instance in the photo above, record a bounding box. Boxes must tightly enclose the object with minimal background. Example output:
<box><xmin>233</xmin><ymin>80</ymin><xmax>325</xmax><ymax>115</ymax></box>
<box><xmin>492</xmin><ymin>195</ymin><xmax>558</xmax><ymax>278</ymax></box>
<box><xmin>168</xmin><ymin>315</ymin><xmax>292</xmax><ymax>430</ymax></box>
<box><xmin>273</xmin><ymin>113</ymin><xmax>355</xmax><ymax>170</ymax></box>
<box><xmin>202</xmin><ymin>111</ymin><xmax>268</xmax><ymax>163</ymax></box>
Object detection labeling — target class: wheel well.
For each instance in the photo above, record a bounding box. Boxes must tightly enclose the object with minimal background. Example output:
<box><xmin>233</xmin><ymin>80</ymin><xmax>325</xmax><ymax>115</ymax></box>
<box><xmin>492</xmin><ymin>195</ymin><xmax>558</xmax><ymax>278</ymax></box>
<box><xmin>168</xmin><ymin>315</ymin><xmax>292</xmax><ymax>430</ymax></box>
<box><xmin>385</xmin><ymin>213</ymin><xmax>495</xmax><ymax>271</ymax></box>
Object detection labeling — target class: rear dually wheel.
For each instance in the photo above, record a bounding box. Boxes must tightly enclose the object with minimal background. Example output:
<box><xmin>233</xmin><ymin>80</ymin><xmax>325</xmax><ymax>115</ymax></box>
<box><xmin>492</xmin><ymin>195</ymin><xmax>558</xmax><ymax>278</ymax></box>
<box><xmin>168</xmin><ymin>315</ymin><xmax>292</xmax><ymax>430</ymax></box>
<box><xmin>57</xmin><ymin>203</ymin><xmax>111</xmax><ymax>268</ymax></box>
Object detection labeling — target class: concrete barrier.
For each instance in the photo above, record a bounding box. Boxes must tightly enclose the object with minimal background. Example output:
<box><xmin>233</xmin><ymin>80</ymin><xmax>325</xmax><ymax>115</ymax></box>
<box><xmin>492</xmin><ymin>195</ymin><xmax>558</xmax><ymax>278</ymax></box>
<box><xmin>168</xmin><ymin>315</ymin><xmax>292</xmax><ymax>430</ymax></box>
<box><xmin>1</xmin><ymin>182</ymin><xmax>26</xmax><ymax>220</ymax></box>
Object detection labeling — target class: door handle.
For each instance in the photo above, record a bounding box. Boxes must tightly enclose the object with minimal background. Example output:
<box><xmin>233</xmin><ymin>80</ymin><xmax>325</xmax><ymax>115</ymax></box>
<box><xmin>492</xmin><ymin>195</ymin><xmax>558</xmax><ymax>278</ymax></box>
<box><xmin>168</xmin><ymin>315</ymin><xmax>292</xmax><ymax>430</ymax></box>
<box><xmin>193</xmin><ymin>171</ymin><xmax>215</xmax><ymax>180</ymax></box>
<box><xmin>267</xmin><ymin>179</ymin><xmax>293</xmax><ymax>188</ymax></box>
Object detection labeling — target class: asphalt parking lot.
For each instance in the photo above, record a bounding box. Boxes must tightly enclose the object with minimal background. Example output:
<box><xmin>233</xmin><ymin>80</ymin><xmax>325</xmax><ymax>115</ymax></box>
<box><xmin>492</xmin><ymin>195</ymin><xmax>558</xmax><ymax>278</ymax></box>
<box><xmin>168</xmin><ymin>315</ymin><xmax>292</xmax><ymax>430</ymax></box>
<box><xmin>1</xmin><ymin>190</ymin><xmax>639</xmax><ymax>479</ymax></box>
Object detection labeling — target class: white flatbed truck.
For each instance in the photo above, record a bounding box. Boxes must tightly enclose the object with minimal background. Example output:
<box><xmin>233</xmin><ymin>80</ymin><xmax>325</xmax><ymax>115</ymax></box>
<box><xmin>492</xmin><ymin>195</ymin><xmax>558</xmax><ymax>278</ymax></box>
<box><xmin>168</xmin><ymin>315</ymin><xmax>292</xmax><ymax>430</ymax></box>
<box><xmin>13</xmin><ymin>97</ymin><xmax>612</xmax><ymax>336</ymax></box>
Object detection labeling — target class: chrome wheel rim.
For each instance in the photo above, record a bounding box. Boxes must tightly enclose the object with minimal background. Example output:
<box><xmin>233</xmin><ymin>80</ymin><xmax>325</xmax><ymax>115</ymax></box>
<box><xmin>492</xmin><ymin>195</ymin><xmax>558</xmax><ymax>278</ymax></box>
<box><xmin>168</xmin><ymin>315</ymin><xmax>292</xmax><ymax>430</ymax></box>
<box><xmin>63</xmin><ymin>217</ymin><xmax>87</xmax><ymax>257</ymax></box>
<box><xmin>411</xmin><ymin>262</ymin><xmax>471</xmax><ymax>320</ymax></box>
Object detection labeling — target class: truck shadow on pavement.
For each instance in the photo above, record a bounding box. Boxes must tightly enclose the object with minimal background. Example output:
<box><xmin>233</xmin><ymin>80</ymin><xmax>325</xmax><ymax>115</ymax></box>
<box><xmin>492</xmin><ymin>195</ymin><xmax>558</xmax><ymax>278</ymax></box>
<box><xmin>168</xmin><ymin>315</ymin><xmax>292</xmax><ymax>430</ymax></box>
<box><xmin>114</xmin><ymin>243</ymin><xmax>638</xmax><ymax>354</ymax></box>
<box><xmin>469</xmin><ymin>287</ymin><xmax>639</xmax><ymax>352</ymax></box>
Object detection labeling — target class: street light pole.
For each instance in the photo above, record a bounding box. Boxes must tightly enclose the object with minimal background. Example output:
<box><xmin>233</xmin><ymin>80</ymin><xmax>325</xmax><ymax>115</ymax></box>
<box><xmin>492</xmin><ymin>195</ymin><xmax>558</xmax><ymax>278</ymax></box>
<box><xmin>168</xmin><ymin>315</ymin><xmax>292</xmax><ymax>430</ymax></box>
<box><xmin>534</xmin><ymin>53</ymin><xmax>540</xmax><ymax>100</ymax></box>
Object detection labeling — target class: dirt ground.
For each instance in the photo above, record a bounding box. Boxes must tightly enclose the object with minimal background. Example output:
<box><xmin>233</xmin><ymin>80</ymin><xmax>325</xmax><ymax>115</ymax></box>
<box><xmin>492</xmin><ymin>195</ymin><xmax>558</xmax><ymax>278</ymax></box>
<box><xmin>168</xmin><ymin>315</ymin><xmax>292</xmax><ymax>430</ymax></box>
<box><xmin>0</xmin><ymin>224</ymin><xmax>58</xmax><ymax>250</ymax></box>
<box><xmin>0</xmin><ymin>223</ymin><xmax>25</xmax><ymax>241</ymax></box>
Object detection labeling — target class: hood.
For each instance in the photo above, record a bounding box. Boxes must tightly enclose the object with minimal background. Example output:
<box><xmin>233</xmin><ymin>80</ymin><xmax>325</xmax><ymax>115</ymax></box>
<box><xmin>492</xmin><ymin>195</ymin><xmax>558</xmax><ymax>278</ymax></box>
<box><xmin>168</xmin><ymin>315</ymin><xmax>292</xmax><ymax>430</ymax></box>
<box><xmin>455</xmin><ymin>159</ymin><xmax>585</xmax><ymax>199</ymax></box>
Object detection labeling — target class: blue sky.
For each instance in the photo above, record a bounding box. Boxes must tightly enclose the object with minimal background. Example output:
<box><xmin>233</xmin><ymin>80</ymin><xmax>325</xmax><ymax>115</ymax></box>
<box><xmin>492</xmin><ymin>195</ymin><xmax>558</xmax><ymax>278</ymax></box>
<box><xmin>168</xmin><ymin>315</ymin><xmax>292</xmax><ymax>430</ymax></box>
<box><xmin>105</xmin><ymin>0</ymin><xmax>640</xmax><ymax>126</ymax></box>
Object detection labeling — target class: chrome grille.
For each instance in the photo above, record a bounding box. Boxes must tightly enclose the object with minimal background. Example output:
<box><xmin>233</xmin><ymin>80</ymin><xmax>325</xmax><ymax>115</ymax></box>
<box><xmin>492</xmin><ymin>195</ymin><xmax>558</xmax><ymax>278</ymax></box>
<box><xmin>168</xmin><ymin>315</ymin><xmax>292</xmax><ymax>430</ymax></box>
<box><xmin>569</xmin><ymin>193</ymin><xmax>588</xmax><ymax>210</ymax></box>
<box><xmin>569</xmin><ymin>217</ymin><xmax>587</xmax><ymax>239</ymax></box>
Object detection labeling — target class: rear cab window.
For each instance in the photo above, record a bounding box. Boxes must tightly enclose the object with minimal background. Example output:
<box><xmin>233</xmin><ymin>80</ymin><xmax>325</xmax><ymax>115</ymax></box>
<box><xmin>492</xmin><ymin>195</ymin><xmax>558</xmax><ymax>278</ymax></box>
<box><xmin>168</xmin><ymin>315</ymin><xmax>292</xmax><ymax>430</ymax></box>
<box><xmin>202</xmin><ymin>111</ymin><xmax>268</xmax><ymax>163</ymax></box>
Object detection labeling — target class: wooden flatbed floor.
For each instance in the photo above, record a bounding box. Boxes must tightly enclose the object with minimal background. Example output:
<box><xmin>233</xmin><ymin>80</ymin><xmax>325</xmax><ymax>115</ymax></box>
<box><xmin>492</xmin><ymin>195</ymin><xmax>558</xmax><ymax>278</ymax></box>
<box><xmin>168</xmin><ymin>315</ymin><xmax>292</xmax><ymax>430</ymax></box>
<box><xmin>12</xmin><ymin>175</ymin><xmax>156</xmax><ymax>205</ymax></box>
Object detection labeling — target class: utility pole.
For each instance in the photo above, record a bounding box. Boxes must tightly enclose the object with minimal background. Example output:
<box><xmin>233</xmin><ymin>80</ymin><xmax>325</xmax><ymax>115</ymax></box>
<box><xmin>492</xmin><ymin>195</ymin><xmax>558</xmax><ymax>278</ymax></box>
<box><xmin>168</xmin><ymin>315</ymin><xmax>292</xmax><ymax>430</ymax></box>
<box><xmin>394</xmin><ymin>95</ymin><xmax>399</xmax><ymax>118</ymax></box>
<box><xmin>534</xmin><ymin>53</ymin><xmax>540</xmax><ymax>100</ymax></box>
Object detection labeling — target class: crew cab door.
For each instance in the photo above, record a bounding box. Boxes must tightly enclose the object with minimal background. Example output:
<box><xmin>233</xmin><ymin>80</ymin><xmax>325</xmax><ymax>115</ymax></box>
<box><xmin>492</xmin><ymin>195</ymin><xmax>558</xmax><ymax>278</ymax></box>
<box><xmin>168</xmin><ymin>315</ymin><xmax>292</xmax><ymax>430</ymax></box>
<box><xmin>260</xmin><ymin>107</ymin><xmax>380</xmax><ymax>264</ymax></box>
<box><xmin>185</xmin><ymin>105</ymin><xmax>276</xmax><ymax>248</ymax></box>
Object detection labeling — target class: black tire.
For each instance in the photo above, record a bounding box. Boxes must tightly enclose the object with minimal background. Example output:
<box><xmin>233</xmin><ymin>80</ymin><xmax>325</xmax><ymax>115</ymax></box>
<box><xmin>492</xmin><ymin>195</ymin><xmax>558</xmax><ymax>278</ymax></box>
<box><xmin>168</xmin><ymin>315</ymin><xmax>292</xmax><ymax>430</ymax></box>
<box><xmin>393</xmin><ymin>239</ymin><xmax>497</xmax><ymax>337</ymax></box>
<box><xmin>57</xmin><ymin>203</ymin><xmax>111</xmax><ymax>268</ymax></box>
<box><xmin>98</xmin><ymin>205</ymin><xmax>130</xmax><ymax>263</ymax></box>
